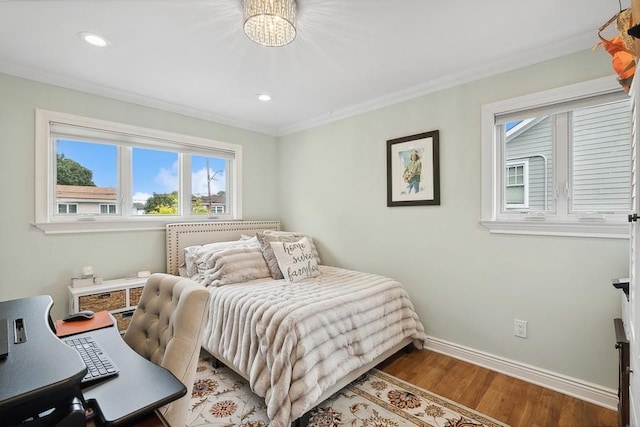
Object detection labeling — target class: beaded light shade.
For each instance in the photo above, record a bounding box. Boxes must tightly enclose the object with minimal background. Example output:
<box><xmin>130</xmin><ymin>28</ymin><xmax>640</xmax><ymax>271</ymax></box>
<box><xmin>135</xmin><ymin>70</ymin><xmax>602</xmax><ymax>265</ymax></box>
<box><xmin>243</xmin><ymin>0</ymin><xmax>297</xmax><ymax>47</ymax></box>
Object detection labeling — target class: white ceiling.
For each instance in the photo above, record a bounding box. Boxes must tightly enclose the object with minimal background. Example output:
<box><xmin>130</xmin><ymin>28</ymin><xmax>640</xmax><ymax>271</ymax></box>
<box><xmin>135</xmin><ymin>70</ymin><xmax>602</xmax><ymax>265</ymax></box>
<box><xmin>0</xmin><ymin>0</ymin><xmax>626</xmax><ymax>135</ymax></box>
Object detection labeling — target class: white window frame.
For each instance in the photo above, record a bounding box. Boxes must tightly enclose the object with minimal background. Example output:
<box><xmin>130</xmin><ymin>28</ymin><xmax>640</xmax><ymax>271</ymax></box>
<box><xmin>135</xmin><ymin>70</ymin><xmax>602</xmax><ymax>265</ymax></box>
<box><xmin>34</xmin><ymin>109</ymin><xmax>243</xmax><ymax>234</ymax></box>
<box><xmin>504</xmin><ymin>160</ymin><xmax>529</xmax><ymax>209</ymax></box>
<box><xmin>481</xmin><ymin>76</ymin><xmax>630</xmax><ymax>239</ymax></box>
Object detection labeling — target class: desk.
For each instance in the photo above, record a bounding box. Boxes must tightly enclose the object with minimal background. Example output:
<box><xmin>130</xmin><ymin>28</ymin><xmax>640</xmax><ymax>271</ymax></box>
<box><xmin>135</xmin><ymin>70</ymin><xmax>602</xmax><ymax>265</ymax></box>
<box><xmin>0</xmin><ymin>296</ymin><xmax>85</xmax><ymax>425</ymax></box>
<box><xmin>79</xmin><ymin>323</ymin><xmax>186</xmax><ymax>426</ymax></box>
<box><xmin>0</xmin><ymin>296</ymin><xmax>186</xmax><ymax>427</ymax></box>
<box><xmin>87</xmin><ymin>410</ymin><xmax>167</xmax><ymax>427</ymax></box>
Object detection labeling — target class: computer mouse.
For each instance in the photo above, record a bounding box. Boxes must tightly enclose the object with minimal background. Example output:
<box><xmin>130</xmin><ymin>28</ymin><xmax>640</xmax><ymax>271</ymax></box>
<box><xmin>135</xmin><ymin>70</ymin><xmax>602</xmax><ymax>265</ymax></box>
<box><xmin>63</xmin><ymin>310</ymin><xmax>95</xmax><ymax>322</ymax></box>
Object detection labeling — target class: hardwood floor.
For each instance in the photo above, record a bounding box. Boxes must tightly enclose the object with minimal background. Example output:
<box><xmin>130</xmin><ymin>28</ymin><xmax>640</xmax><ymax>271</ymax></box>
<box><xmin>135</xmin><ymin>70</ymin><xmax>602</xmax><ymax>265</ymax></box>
<box><xmin>377</xmin><ymin>349</ymin><xmax>617</xmax><ymax>427</ymax></box>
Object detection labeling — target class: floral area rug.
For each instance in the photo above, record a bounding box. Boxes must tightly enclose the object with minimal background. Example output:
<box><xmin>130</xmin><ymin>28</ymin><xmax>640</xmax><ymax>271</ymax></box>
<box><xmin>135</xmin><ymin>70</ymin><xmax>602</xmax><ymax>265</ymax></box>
<box><xmin>187</xmin><ymin>355</ymin><xmax>510</xmax><ymax>427</ymax></box>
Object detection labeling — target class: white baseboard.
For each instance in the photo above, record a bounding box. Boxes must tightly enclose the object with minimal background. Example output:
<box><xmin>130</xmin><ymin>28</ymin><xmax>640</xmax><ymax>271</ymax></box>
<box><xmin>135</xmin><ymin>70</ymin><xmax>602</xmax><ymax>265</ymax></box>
<box><xmin>425</xmin><ymin>336</ymin><xmax>618</xmax><ymax>410</ymax></box>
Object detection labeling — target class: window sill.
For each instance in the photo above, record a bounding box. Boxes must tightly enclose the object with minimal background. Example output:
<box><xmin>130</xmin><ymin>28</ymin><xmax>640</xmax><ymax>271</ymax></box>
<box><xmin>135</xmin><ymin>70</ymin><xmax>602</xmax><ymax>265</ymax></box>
<box><xmin>33</xmin><ymin>217</ymin><xmax>241</xmax><ymax>235</ymax></box>
<box><xmin>480</xmin><ymin>219</ymin><xmax>630</xmax><ymax>239</ymax></box>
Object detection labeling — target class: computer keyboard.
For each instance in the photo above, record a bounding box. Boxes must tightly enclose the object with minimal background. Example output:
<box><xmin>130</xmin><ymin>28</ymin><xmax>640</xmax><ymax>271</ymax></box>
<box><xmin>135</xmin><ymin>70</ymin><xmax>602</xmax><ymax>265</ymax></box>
<box><xmin>63</xmin><ymin>335</ymin><xmax>119</xmax><ymax>384</ymax></box>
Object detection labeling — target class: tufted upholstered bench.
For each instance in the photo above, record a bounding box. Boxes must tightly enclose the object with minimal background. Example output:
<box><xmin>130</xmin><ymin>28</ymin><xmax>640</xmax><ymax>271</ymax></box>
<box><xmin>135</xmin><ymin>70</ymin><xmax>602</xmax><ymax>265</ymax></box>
<box><xmin>123</xmin><ymin>273</ymin><xmax>209</xmax><ymax>427</ymax></box>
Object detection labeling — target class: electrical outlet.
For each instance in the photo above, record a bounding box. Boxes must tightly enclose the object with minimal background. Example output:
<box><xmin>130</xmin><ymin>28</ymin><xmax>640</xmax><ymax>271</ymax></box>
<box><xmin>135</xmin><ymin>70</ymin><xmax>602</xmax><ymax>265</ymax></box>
<box><xmin>514</xmin><ymin>319</ymin><xmax>527</xmax><ymax>338</ymax></box>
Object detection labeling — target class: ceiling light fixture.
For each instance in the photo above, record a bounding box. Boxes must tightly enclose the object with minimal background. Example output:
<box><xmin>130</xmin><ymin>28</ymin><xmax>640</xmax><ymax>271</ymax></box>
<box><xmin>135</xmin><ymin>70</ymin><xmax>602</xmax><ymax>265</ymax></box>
<box><xmin>78</xmin><ymin>32</ymin><xmax>110</xmax><ymax>47</ymax></box>
<box><xmin>257</xmin><ymin>93</ymin><xmax>272</xmax><ymax>101</ymax></box>
<box><xmin>243</xmin><ymin>0</ymin><xmax>297</xmax><ymax>47</ymax></box>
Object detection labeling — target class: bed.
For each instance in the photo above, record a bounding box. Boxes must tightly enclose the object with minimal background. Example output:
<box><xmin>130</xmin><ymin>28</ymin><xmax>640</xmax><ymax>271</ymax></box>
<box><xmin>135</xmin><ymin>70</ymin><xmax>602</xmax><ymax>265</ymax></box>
<box><xmin>166</xmin><ymin>220</ymin><xmax>427</xmax><ymax>427</ymax></box>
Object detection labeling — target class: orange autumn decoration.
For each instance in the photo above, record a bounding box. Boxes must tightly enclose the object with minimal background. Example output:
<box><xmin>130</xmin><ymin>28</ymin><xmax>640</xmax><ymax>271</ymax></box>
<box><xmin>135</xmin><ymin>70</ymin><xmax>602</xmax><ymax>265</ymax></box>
<box><xmin>601</xmin><ymin>35</ymin><xmax>636</xmax><ymax>91</ymax></box>
<box><xmin>596</xmin><ymin>8</ymin><xmax>637</xmax><ymax>91</ymax></box>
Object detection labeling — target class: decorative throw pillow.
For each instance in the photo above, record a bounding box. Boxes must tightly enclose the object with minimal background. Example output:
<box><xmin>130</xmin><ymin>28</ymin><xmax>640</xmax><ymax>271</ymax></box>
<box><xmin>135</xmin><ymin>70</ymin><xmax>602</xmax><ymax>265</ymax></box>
<box><xmin>180</xmin><ymin>236</ymin><xmax>259</xmax><ymax>278</ymax></box>
<box><xmin>263</xmin><ymin>231</ymin><xmax>322</xmax><ymax>263</ymax></box>
<box><xmin>256</xmin><ymin>232</ymin><xmax>321</xmax><ymax>279</ymax></box>
<box><xmin>199</xmin><ymin>246</ymin><xmax>271</xmax><ymax>287</ymax></box>
<box><xmin>180</xmin><ymin>245</ymin><xmax>201</xmax><ymax>277</ymax></box>
<box><xmin>269</xmin><ymin>237</ymin><xmax>321</xmax><ymax>283</ymax></box>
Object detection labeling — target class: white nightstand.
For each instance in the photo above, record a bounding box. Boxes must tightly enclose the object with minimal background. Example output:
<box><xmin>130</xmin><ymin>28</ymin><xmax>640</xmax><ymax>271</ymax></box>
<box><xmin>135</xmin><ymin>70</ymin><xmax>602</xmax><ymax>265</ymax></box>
<box><xmin>68</xmin><ymin>277</ymin><xmax>148</xmax><ymax>333</ymax></box>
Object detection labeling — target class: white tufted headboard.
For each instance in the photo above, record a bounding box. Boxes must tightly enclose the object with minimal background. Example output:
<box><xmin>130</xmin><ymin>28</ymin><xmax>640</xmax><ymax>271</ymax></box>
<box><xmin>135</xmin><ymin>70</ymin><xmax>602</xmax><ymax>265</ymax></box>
<box><xmin>165</xmin><ymin>220</ymin><xmax>282</xmax><ymax>275</ymax></box>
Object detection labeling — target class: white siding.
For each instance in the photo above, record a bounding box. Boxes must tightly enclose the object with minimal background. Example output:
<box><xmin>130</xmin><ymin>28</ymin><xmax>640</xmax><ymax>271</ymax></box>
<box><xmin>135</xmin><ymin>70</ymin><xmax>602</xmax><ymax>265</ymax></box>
<box><xmin>572</xmin><ymin>100</ymin><xmax>631</xmax><ymax>212</ymax></box>
<box><xmin>505</xmin><ymin>99</ymin><xmax>631</xmax><ymax>214</ymax></box>
<box><xmin>505</xmin><ymin>117</ymin><xmax>553</xmax><ymax>211</ymax></box>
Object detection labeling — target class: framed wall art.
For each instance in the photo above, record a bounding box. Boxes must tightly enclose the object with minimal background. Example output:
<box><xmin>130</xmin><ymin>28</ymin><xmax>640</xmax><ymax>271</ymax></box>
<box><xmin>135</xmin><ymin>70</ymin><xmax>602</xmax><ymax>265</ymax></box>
<box><xmin>386</xmin><ymin>130</ymin><xmax>440</xmax><ymax>207</ymax></box>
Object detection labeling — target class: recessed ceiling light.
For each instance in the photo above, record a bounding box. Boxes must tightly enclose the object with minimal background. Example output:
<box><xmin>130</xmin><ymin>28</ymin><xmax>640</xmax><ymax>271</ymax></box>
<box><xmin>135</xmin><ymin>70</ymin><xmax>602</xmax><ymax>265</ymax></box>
<box><xmin>78</xmin><ymin>32</ymin><xmax>110</xmax><ymax>47</ymax></box>
<box><xmin>257</xmin><ymin>93</ymin><xmax>272</xmax><ymax>102</ymax></box>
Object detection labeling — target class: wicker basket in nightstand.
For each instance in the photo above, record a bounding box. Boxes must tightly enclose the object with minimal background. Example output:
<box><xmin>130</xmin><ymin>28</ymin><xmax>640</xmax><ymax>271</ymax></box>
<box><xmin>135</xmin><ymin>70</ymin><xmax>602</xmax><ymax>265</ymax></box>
<box><xmin>78</xmin><ymin>290</ymin><xmax>126</xmax><ymax>312</ymax></box>
<box><xmin>68</xmin><ymin>277</ymin><xmax>148</xmax><ymax>333</ymax></box>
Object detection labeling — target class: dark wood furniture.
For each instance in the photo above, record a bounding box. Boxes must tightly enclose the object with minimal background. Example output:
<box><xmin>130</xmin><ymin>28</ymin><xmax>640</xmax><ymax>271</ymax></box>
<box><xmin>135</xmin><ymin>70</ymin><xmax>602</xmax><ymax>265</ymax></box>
<box><xmin>614</xmin><ymin>318</ymin><xmax>630</xmax><ymax>427</ymax></box>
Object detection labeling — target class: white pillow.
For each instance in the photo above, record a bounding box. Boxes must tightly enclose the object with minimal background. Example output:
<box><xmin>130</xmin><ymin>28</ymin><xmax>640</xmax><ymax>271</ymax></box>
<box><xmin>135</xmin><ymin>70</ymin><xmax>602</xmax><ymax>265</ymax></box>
<box><xmin>269</xmin><ymin>237</ymin><xmax>321</xmax><ymax>283</ymax></box>
<box><xmin>180</xmin><ymin>245</ymin><xmax>201</xmax><ymax>277</ymax></box>
<box><xmin>180</xmin><ymin>236</ymin><xmax>259</xmax><ymax>278</ymax></box>
<box><xmin>199</xmin><ymin>246</ymin><xmax>271</xmax><ymax>287</ymax></box>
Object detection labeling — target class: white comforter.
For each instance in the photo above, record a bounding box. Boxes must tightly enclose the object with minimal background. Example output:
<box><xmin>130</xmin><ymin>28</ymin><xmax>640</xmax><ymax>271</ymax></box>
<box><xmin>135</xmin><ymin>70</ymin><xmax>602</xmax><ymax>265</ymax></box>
<box><xmin>201</xmin><ymin>265</ymin><xmax>427</xmax><ymax>427</ymax></box>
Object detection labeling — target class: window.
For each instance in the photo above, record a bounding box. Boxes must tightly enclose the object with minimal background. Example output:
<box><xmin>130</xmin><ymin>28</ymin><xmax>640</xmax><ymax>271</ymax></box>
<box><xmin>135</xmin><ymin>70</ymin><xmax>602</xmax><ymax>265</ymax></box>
<box><xmin>505</xmin><ymin>160</ymin><xmax>529</xmax><ymax>208</ymax></box>
<box><xmin>100</xmin><ymin>204</ymin><xmax>117</xmax><ymax>214</ymax></box>
<box><xmin>58</xmin><ymin>203</ymin><xmax>78</xmax><ymax>214</ymax></box>
<box><xmin>190</xmin><ymin>154</ymin><xmax>227</xmax><ymax>216</ymax></box>
<box><xmin>481</xmin><ymin>77</ymin><xmax>631</xmax><ymax>238</ymax></box>
<box><xmin>35</xmin><ymin>109</ymin><xmax>243</xmax><ymax>234</ymax></box>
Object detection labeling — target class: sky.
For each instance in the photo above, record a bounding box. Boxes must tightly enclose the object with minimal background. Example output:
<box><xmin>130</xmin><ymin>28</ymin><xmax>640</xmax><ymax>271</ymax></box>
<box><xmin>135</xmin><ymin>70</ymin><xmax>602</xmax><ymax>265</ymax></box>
<box><xmin>57</xmin><ymin>139</ymin><xmax>226</xmax><ymax>202</ymax></box>
<box><xmin>505</xmin><ymin>120</ymin><xmax>521</xmax><ymax>131</ymax></box>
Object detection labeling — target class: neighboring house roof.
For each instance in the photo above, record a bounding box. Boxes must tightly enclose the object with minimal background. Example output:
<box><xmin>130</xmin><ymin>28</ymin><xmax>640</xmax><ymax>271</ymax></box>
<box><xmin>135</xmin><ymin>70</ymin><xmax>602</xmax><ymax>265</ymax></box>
<box><xmin>505</xmin><ymin>118</ymin><xmax>544</xmax><ymax>142</ymax></box>
<box><xmin>199</xmin><ymin>195</ymin><xmax>226</xmax><ymax>205</ymax></box>
<box><xmin>57</xmin><ymin>185</ymin><xmax>117</xmax><ymax>201</ymax></box>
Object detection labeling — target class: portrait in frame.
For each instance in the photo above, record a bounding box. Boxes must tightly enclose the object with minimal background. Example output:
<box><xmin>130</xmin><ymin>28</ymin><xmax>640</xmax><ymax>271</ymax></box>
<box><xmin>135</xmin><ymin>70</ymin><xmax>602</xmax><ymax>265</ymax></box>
<box><xmin>386</xmin><ymin>130</ymin><xmax>440</xmax><ymax>207</ymax></box>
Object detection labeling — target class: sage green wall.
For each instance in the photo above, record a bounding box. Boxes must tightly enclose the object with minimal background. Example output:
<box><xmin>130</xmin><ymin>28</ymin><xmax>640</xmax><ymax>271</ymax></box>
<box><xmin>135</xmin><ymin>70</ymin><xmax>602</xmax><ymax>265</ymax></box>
<box><xmin>0</xmin><ymin>73</ymin><xmax>279</xmax><ymax>321</ymax></box>
<box><xmin>277</xmin><ymin>49</ymin><xmax>627</xmax><ymax>389</ymax></box>
<box><xmin>0</xmin><ymin>48</ymin><xmax>627</xmax><ymax>390</ymax></box>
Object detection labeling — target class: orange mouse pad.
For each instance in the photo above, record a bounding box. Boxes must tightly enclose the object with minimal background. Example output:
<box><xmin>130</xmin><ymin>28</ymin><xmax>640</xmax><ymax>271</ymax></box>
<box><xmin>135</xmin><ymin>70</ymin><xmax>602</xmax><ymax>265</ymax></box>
<box><xmin>55</xmin><ymin>310</ymin><xmax>114</xmax><ymax>337</ymax></box>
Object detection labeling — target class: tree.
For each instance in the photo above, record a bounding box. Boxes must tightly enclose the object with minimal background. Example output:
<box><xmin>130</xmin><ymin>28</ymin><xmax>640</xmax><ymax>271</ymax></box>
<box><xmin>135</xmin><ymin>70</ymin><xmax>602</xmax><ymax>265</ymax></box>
<box><xmin>191</xmin><ymin>197</ymin><xmax>209</xmax><ymax>214</ymax></box>
<box><xmin>144</xmin><ymin>191</ymin><xmax>178</xmax><ymax>214</ymax></box>
<box><xmin>56</xmin><ymin>154</ymin><xmax>95</xmax><ymax>186</ymax></box>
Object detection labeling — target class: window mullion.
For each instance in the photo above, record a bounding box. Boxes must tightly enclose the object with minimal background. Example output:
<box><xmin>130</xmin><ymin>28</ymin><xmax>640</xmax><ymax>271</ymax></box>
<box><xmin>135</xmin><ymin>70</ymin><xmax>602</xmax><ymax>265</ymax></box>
<box><xmin>555</xmin><ymin>113</ymin><xmax>569</xmax><ymax>218</ymax></box>
<box><xmin>227</xmin><ymin>157</ymin><xmax>238</xmax><ymax>218</ymax></box>
<box><xmin>182</xmin><ymin>153</ymin><xmax>191</xmax><ymax>217</ymax></box>
<box><xmin>120</xmin><ymin>146</ymin><xmax>132</xmax><ymax>219</ymax></box>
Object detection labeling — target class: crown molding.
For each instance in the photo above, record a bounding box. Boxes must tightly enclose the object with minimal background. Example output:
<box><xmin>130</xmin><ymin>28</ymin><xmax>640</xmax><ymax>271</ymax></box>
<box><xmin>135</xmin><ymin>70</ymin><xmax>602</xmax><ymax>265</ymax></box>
<box><xmin>0</xmin><ymin>59</ymin><xmax>280</xmax><ymax>136</ymax></box>
<box><xmin>0</xmin><ymin>28</ymin><xmax>598</xmax><ymax>138</ymax></box>
<box><xmin>277</xmin><ymin>30</ymin><xmax>599</xmax><ymax>136</ymax></box>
